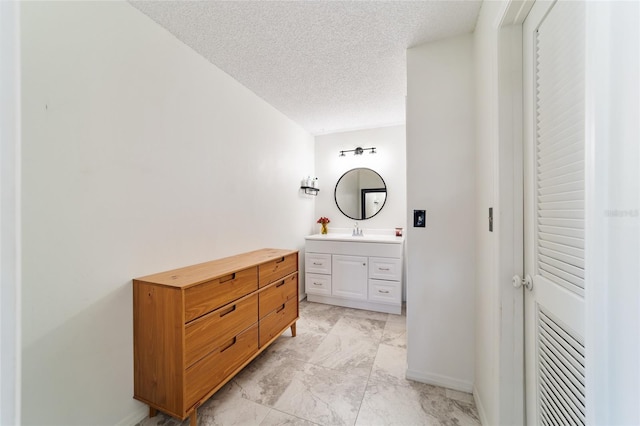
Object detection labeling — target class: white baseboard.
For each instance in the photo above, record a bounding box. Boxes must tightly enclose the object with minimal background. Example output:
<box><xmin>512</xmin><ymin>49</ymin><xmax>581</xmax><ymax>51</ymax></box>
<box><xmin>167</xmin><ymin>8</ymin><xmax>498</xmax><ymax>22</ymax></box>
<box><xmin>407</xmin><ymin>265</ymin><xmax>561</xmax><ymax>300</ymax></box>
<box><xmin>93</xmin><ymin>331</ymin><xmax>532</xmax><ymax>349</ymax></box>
<box><xmin>405</xmin><ymin>369</ymin><xmax>473</xmax><ymax>393</ymax></box>
<box><xmin>115</xmin><ymin>405</ymin><xmax>148</xmax><ymax>426</ymax></box>
<box><xmin>473</xmin><ymin>384</ymin><xmax>488</xmax><ymax>426</ymax></box>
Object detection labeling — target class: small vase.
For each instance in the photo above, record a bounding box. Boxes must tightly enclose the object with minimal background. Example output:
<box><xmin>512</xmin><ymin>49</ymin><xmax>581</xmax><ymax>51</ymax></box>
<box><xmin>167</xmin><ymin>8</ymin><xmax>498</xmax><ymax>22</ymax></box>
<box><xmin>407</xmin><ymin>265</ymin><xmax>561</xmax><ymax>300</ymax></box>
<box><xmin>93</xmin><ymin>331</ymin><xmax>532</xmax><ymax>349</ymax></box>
<box><xmin>320</xmin><ymin>223</ymin><xmax>328</xmax><ymax>234</ymax></box>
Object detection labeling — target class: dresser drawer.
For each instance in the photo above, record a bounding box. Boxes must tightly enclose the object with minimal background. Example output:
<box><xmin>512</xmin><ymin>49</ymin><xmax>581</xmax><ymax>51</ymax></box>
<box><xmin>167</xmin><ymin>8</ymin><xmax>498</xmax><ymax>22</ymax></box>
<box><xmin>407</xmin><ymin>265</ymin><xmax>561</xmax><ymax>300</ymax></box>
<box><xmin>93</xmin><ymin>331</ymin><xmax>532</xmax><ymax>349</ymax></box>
<box><xmin>184</xmin><ymin>324</ymin><xmax>258</xmax><ymax>409</ymax></box>
<box><xmin>305</xmin><ymin>273</ymin><xmax>332</xmax><ymax>296</ymax></box>
<box><xmin>305</xmin><ymin>253</ymin><xmax>331</xmax><ymax>274</ymax></box>
<box><xmin>368</xmin><ymin>279</ymin><xmax>401</xmax><ymax>304</ymax></box>
<box><xmin>368</xmin><ymin>257</ymin><xmax>402</xmax><ymax>281</ymax></box>
<box><xmin>259</xmin><ymin>298</ymin><xmax>298</xmax><ymax>347</ymax></box>
<box><xmin>259</xmin><ymin>273</ymin><xmax>297</xmax><ymax>319</ymax></box>
<box><xmin>184</xmin><ymin>294</ymin><xmax>258</xmax><ymax>368</ymax></box>
<box><xmin>184</xmin><ymin>267</ymin><xmax>258</xmax><ymax>322</ymax></box>
<box><xmin>259</xmin><ymin>253</ymin><xmax>297</xmax><ymax>288</ymax></box>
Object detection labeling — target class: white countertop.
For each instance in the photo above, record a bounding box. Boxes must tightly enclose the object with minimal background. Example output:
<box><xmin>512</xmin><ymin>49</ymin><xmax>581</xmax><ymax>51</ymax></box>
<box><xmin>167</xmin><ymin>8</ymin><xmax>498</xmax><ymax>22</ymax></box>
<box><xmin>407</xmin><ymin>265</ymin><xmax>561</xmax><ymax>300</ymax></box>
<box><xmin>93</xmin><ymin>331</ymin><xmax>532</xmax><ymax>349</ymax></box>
<box><xmin>305</xmin><ymin>233</ymin><xmax>404</xmax><ymax>244</ymax></box>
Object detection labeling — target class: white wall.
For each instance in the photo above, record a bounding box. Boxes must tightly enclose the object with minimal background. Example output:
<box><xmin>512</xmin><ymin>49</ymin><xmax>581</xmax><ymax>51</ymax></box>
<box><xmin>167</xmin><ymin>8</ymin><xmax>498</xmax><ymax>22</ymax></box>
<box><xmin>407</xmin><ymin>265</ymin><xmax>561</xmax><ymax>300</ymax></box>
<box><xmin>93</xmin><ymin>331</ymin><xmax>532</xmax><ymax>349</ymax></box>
<box><xmin>405</xmin><ymin>35</ymin><xmax>475</xmax><ymax>392</ymax></box>
<box><xmin>314</xmin><ymin>125</ymin><xmax>406</xmax><ymax>232</ymax></box>
<box><xmin>20</xmin><ymin>2</ymin><xmax>314</xmax><ymax>425</ymax></box>
<box><xmin>586</xmin><ymin>2</ymin><xmax>640</xmax><ymax>424</ymax></box>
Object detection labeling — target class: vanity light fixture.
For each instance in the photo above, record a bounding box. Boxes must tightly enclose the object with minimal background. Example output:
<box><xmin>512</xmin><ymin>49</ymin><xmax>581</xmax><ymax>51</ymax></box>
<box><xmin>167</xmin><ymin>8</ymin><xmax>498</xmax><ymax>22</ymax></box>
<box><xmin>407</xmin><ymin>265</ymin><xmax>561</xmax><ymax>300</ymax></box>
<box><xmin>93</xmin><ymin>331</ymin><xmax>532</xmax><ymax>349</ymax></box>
<box><xmin>338</xmin><ymin>146</ymin><xmax>376</xmax><ymax>157</ymax></box>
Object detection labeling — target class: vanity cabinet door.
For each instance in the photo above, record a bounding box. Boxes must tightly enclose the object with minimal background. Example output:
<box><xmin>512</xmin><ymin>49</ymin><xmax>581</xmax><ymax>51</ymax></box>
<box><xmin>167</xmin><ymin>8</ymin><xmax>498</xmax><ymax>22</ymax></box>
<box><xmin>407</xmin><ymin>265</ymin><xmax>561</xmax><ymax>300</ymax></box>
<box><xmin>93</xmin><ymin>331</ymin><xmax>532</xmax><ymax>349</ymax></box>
<box><xmin>332</xmin><ymin>255</ymin><xmax>368</xmax><ymax>300</ymax></box>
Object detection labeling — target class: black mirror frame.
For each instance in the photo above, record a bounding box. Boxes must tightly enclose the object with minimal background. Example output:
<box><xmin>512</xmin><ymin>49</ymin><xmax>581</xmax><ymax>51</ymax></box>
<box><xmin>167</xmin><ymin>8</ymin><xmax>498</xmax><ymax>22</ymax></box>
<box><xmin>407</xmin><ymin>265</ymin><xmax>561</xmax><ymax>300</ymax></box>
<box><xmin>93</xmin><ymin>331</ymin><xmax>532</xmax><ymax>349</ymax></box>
<box><xmin>334</xmin><ymin>168</ymin><xmax>387</xmax><ymax>220</ymax></box>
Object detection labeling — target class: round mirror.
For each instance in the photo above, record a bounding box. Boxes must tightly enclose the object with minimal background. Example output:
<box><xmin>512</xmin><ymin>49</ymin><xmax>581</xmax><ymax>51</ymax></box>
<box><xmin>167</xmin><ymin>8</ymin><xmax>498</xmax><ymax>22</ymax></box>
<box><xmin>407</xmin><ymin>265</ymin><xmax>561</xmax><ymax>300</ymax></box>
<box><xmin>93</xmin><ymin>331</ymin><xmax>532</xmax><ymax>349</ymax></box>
<box><xmin>334</xmin><ymin>168</ymin><xmax>387</xmax><ymax>220</ymax></box>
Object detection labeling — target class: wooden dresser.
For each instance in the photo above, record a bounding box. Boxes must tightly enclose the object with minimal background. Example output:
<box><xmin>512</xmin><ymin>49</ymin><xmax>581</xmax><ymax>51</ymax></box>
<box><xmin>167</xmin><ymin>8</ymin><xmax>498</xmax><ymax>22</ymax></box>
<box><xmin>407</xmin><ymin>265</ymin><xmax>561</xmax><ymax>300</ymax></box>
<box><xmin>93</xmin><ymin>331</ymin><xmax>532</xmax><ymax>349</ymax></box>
<box><xmin>133</xmin><ymin>248</ymin><xmax>299</xmax><ymax>425</ymax></box>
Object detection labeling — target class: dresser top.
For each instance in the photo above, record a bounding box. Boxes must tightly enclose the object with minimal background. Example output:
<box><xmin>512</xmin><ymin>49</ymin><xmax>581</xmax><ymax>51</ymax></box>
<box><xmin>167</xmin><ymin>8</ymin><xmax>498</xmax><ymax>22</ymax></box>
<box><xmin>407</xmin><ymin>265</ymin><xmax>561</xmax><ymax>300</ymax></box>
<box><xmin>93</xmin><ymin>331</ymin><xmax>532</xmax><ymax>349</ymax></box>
<box><xmin>134</xmin><ymin>248</ymin><xmax>297</xmax><ymax>288</ymax></box>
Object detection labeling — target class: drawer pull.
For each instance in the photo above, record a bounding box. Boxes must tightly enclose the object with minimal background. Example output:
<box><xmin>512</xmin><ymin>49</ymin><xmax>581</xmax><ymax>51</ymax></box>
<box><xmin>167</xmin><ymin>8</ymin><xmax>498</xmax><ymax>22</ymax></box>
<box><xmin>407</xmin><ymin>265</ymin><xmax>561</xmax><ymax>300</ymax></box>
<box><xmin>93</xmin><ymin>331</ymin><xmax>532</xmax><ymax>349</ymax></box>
<box><xmin>219</xmin><ymin>304</ymin><xmax>236</xmax><ymax>317</ymax></box>
<box><xmin>276</xmin><ymin>304</ymin><xmax>286</xmax><ymax>313</ymax></box>
<box><xmin>313</xmin><ymin>282</ymin><xmax>323</xmax><ymax>286</ymax></box>
<box><xmin>378</xmin><ymin>267</ymin><xmax>390</xmax><ymax>271</ymax></box>
<box><xmin>275</xmin><ymin>256</ymin><xmax>285</xmax><ymax>264</ymax></box>
<box><xmin>220</xmin><ymin>337</ymin><xmax>237</xmax><ymax>353</ymax></box>
<box><xmin>313</xmin><ymin>262</ymin><xmax>323</xmax><ymax>265</ymax></box>
<box><xmin>219</xmin><ymin>273</ymin><xmax>236</xmax><ymax>283</ymax></box>
<box><xmin>276</xmin><ymin>279</ymin><xmax>286</xmax><ymax>288</ymax></box>
<box><xmin>378</xmin><ymin>290</ymin><xmax>390</xmax><ymax>294</ymax></box>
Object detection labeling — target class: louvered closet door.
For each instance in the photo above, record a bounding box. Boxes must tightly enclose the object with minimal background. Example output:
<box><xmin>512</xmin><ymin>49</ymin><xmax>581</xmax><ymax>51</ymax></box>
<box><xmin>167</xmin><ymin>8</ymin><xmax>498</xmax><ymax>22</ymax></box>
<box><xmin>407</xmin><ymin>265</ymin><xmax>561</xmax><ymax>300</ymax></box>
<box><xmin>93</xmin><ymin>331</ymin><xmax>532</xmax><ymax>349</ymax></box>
<box><xmin>523</xmin><ymin>1</ymin><xmax>586</xmax><ymax>425</ymax></box>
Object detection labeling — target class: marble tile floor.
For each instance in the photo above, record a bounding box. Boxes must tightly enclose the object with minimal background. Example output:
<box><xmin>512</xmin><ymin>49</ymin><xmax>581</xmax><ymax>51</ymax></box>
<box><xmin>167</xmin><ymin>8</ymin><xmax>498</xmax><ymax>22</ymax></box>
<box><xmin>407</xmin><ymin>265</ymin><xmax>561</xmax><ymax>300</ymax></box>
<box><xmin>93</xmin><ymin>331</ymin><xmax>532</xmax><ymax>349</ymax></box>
<box><xmin>138</xmin><ymin>300</ymin><xmax>480</xmax><ymax>426</ymax></box>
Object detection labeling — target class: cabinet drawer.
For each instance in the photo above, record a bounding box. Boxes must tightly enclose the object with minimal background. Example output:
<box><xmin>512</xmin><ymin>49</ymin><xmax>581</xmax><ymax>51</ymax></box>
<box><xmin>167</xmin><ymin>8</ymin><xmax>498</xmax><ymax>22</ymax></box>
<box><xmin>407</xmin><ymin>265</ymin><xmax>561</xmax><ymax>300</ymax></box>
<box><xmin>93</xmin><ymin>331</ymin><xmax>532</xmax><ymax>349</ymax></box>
<box><xmin>259</xmin><ymin>254</ymin><xmax>297</xmax><ymax>288</ymax></box>
<box><xmin>368</xmin><ymin>279</ymin><xmax>401</xmax><ymax>304</ymax></box>
<box><xmin>305</xmin><ymin>253</ymin><xmax>331</xmax><ymax>274</ymax></box>
<box><xmin>368</xmin><ymin>257</ymin><xmax>402</xmax><ymax>281</ymax></box>
<box><xmin>184</xmin><ymin>324</ymin><xmax>258</xmax><ymax>409</ymax></box>
<box><xmin>184</xmin><ymin>294</ymin><xmax>258</xmax><ymax>368</ymax></box>
<box><xmin>259</xmin><ymin>273</ymin><xmax>297</xmax><ymax>319</ymax></box>
<box><xmin>259</xmin><ymin>298</ymin><xmax>298</xmax><ymax>347</ymax></box>
<box><xmin>305</xmin><ymin>273</ymin><xmax>332</xmax><ymax>296</ymax></box>
<box><xmin>184</xmin><ymin>267</ymin><xmax>258</xmax><ymax>322</ymax></box>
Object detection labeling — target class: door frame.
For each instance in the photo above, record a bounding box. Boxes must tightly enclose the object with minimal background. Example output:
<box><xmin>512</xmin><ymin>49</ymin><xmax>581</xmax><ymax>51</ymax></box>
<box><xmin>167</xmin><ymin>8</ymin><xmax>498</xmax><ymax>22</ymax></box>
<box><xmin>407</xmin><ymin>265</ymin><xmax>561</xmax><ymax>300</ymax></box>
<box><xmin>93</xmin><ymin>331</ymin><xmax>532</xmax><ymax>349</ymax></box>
<box><xmin>0</xmin><ymin>1</ymin><xmax>23</xmax><ymax>424</ymax></box>
<box><xmin>493</xmin><ymin>1</ymin><xmax>534</xmax><ymax>424</ymax></box>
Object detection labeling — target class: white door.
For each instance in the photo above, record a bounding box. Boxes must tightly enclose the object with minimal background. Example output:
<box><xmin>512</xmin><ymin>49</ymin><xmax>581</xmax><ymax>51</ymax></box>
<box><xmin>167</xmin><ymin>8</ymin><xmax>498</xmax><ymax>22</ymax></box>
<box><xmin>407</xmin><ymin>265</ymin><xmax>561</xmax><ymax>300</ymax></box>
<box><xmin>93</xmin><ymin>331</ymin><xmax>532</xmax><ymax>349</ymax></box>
<box><xmin>523</xmin><ymin>1</ymin><xmax>586</xmax><ymax>424</ymax></box>
<box><xmin>332</xmin><ymin>255</ymin><xmax>368</xmax><ymax>300</ymax></box>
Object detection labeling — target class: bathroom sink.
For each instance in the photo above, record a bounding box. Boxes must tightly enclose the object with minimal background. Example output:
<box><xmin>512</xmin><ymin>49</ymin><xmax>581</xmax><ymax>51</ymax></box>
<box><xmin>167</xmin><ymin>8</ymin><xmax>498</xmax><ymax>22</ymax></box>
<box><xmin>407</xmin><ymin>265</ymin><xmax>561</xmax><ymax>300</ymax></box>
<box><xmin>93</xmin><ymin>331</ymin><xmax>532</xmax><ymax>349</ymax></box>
<box><xmin>305</xmin><ymin>233</ymin><xmax>403</xmax><ymax>244</ymax></box>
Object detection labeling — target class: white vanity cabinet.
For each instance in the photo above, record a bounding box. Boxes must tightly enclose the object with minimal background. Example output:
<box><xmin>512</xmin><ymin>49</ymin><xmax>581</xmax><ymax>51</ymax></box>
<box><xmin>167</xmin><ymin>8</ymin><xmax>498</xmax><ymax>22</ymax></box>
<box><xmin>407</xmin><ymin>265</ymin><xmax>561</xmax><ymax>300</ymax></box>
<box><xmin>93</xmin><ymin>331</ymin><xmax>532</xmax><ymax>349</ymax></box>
<box><xmin>304</xmin><ymin>234</ymin><xmax>403</xmax><ymax>314</ymax></box>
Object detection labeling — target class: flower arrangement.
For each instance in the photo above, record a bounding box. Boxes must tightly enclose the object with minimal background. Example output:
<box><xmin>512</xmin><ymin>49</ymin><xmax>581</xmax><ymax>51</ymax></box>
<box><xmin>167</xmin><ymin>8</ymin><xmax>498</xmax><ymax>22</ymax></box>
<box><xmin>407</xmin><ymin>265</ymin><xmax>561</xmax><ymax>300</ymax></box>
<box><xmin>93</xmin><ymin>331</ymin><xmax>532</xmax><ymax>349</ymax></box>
<box><xmin>317</xmin><ymin>217</ymin><xmax>330</xmax><ymax>234</ymax></box>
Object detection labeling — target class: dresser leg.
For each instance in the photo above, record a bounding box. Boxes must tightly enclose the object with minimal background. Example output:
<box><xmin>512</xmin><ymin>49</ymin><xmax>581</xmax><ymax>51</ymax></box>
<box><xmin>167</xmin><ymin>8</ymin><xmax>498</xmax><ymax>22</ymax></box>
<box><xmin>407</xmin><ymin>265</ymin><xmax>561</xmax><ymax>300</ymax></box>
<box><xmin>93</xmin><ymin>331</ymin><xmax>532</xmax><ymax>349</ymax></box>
<box><xmin>290</xmin><ymin>322</ymin><xmax>297</xmax><ymax>337</ymax></box>
<box><xmin>189</xmin><ymin>410</ymin><xmax>197</xmax><ymax>426</ymax></box>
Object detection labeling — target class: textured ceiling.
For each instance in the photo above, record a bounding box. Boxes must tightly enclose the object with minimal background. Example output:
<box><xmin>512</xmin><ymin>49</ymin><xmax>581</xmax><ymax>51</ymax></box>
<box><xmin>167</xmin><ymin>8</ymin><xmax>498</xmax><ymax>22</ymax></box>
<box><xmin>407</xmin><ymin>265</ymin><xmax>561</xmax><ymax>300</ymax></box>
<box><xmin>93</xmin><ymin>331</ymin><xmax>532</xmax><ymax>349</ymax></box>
<box><xmin>130</xmin><ymin>1</ymin><xmax>481</xmax><ymax>135</ymax></box>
